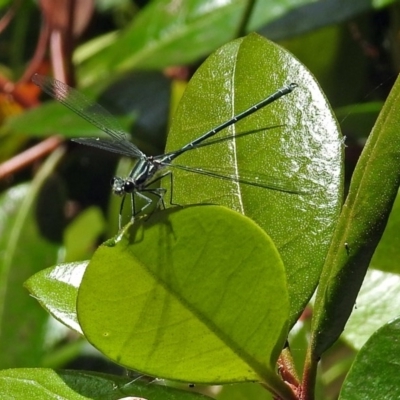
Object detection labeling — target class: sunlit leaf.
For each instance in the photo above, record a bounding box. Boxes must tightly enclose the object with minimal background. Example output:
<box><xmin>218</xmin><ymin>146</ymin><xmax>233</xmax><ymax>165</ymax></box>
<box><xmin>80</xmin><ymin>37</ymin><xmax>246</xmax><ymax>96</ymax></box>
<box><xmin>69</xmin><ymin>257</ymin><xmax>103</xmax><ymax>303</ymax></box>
<box><xmin>341</xmin><ymin>269</ymin><xmax>400</xmax><ymax>351</ymax></box>
<box><xmin>78</xmin><ymin>206</ymin><xmax>291</xmax><ymax>395</ymax></box>
<box><xmin>25</xmin><ymin>262</ymin><xmax>89</xmax><ymax>335</ymax></box>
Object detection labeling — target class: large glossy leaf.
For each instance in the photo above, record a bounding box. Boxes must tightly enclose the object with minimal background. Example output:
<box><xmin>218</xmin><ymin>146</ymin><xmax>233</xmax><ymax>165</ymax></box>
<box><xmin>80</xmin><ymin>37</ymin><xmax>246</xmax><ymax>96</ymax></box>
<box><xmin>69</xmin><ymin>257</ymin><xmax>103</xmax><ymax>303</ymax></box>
<box><xmin>77</xmin><ymin>206</ymin><xmax>293</xmax><ymax>398</ymax></box>
<box><xmin>0</xmin><ymin>368</ymin><xmax>212</xmax><ymax>399</ymax></box>
<box><xmin>0</xmin><ymin>149</ymin><xmax>65</xmax><ymax>368</ymax></box>
<box><xmin>165</xmin><ymin>33</ymin><xmax>343</xmax><ymax>326</ymax></box>
<box><xmin>311</xmin><ymin>73</ymin><xmax>400</xmax><ymax>358</ymax></box>
<box><xmin>339</xmin><ymin>317</ymin><xmax>400</xmax><ymax>400</ymax></box>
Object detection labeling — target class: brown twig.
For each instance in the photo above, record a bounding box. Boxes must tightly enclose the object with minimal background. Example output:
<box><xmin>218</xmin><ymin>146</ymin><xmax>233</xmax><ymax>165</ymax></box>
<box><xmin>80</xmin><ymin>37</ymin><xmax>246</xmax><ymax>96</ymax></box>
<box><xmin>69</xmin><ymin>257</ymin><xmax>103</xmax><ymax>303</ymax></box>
<box><xmin>0</xmin><ymin>136</ymin><xmax>63</xmax><ymax>180</ymax></box>
<box><xmin>18</xmin><ymin>20</ymin><xmax>50</xmax><ymax>85</ymax></box>
<box><xmin>0</xmin><ymin>0</ymin><xmax>21</xmax><ymax>34</ymax></box>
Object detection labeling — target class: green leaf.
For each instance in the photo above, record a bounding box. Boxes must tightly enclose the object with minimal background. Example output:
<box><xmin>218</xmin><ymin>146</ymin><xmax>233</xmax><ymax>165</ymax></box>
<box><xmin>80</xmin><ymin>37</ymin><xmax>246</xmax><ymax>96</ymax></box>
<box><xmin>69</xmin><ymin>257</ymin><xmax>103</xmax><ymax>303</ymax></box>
<box><xmin>0</xmin><ymin>149</ymin><xmax>65</xmax><ymax>368</ymax></box>
<box><xmin>0</xmin><ymin>368</ymin><xmax>212</xmax><ymax>399</ymax></box>
<box><xmin>64</xmin><ymin>207</ymin><xmax>106</xmax><ymax>262</ymax></box>
<box><xmin>77</xmin><ymin>0</ymin><xmax>314</xmax><ymax>85</ymax></box>
<box><xmin>24</xmin><ymin>261</ymin><xmax>89</xmax><ymax>335</ymax></box>
<box><xmin>339</xmin><ymin>317</ymin><xmax>400</xmax><ymax>400</ymax></box>
<box><xmin>373</xmin><ymin>0</ymin><xmax>397</xmax><ymax>8</ymax></box>
<box><xmin>2</xmin><ymin>100</ymin><xmax>134</xmax><ymax>139</ymax></box>
<box><xmin>311</xmin><ymin>72</ymin><xmax>400</xmax><ymax>358</ymax></box>
<box><xmin>261</xmin><ymin>0</ymin><xmax>400</xmax><ymax>40</ymax></box>
<box><xmin>166</xmin><ymin>33</ymin><xmax>343</xmax><ymax>326</ymax></box>
<box><xmin>77</xmin><ymin>206</ymin><xmax>291</xmax><ymax>394</ymax></box>
<box><xmin>341</xmin><ymin>269</ymin><xmax>400</xmax><ymax>351</ymax></box>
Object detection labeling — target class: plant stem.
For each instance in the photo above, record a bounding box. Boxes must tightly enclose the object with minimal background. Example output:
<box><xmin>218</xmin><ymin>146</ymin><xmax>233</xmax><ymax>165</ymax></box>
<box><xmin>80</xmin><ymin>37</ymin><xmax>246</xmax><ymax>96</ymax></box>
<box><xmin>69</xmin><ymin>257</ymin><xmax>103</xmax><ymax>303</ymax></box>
<box><xmin>235</xmin><ymin>0</ymin><xmax>257</xmax><ymax>38</ymax></box>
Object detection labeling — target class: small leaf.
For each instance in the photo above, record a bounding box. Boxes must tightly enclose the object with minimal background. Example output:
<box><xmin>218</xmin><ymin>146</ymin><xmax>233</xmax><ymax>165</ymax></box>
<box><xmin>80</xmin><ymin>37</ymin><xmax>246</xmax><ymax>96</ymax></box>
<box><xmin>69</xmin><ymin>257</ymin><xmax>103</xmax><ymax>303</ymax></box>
<box><xmin>77</xmin><ymin>206</ymin><xmax>290</xmax><ymax>390</ymax></box>
<box><xmin>24</xmin><ymin>261</ymin><xmax>89</xmax><ymax>335</ymax></box>
<box><xmin>339</xmin><ymin>317</ymin><xmax>400</xmax><ymax>400</ymax></box>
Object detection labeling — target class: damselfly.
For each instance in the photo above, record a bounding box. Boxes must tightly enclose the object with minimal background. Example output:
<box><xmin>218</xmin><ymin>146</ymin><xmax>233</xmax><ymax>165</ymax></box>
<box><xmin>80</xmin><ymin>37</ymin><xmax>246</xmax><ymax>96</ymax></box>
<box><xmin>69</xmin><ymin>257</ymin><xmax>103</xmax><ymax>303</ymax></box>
<box><xmin>33</xmin><ymin>74</ymin><xmax>299</xmax><ymax>228</ymax></box>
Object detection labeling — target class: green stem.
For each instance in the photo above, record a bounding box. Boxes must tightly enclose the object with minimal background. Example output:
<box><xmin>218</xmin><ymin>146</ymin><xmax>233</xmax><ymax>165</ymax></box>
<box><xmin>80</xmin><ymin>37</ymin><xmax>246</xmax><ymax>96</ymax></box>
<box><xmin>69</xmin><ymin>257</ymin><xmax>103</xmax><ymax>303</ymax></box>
<box><xmin>235</xmin><ymin>0</ymin><xmax>257</xmax><ymax>38</ymax></box>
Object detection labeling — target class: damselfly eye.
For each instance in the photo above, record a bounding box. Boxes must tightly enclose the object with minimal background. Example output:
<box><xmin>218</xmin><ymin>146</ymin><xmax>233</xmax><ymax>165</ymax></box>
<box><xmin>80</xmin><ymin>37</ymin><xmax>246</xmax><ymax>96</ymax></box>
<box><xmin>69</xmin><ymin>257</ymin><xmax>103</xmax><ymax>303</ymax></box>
<box><xmin>124</xmin><ymin>181</ymin><xmax>135</xmax><ymax>193</ymax></box>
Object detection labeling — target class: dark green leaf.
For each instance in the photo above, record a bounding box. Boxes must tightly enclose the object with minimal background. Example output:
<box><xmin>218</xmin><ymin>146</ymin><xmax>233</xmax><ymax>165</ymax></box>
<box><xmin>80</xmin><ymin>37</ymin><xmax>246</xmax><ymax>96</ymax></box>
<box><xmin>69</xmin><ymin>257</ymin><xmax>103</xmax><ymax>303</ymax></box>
<box><xmin>311</xmin><ymin>71</ymin><xmax>400</xmax><ymax>357</ymax></box>
<box><xmin>260</xmin><ymin>0</ymin><xmax>399</xmax><ymax>40</ymax></box>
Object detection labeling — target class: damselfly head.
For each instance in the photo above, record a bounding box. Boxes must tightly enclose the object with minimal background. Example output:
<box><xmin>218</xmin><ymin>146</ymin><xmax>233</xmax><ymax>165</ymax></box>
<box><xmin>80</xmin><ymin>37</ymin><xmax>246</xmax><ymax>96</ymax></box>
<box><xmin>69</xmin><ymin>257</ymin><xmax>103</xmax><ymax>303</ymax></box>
<box><xmin>111</xmin><ymin>176</ymin><xmax>127</xmax><ymax>196</ymax></box>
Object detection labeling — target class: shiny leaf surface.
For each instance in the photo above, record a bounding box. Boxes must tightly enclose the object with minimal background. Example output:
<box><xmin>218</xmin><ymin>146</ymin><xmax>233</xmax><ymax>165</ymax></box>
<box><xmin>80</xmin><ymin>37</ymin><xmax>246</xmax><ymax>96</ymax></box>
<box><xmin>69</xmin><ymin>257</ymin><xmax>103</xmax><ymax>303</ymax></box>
<box><xmin>166</xmin><ymin>33</ymin><xmax>343</xmax><ymax>326</ymax></box>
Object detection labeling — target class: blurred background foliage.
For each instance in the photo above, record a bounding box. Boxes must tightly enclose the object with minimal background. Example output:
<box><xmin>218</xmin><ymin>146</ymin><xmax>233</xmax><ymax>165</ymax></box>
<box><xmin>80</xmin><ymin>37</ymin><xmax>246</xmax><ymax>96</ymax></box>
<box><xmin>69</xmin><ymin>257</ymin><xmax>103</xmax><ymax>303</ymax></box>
<box><xmin>0</xmin><ymin>1</ymin><xmax>400</xmax><ymax>399</ymax></box>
